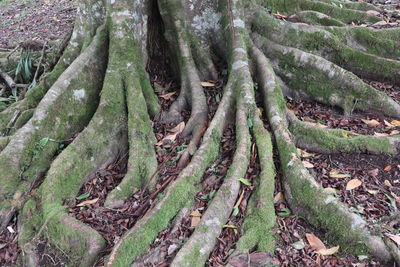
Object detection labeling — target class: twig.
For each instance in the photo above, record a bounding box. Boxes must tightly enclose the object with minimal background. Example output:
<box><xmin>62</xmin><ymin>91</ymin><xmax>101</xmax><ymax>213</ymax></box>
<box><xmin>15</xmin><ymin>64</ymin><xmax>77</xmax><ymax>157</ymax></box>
<box><xmin>6</xmin><ymin>45</ymin><xmax>19</xmax><ymax>61</ymax></box>
<box><xmin>0</xmin><ymin>67</ymin><xmax>16</xmax><ymax>89</ymax></box>
<box><xmin>33</xmin><ymin>41</ymin><xmax>47</xmax><ymax>83</ymax></box>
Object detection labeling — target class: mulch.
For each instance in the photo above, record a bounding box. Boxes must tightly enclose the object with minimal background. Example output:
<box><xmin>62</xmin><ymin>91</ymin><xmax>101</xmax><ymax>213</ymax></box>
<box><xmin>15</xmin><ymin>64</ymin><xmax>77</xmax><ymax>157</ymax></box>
<box><xmin>0</xmin><ymin>0</ymin><xmax>76</xmax><ymax>49</ymax></box>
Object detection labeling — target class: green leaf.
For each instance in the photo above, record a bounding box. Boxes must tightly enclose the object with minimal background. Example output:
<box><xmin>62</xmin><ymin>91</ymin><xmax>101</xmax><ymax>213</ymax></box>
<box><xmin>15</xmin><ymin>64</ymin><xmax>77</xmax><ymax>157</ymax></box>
<box><xmin>37</xmin><ymin>137</ymin><xmax>49</xmax><ymax>149</ymax></box>
<box><xmin>232</xmin><ymin>207</ymin><xmax>239</xmax><ymax>216</ymax></box>
<box><xmin>277</xmin><ymin>207</ymin><xmax>291</xmax><ymax>217</ymax></box>
<box><xmin>76</xmin><ymin>192</ymin><xmax>90</xmax><ymax>200</ymax></box>
<box><xmin>209</xmin><ymin>191</ymin><xmax>216</xmax><ymax>199</ymax></box>
<box><xmin>237</xmin><ymin>178</ymin><xmax>252</xmax><ymax>186</ymax></box>
<box><xmin>247</xmin><ymin>117</ymin><xmax>253</xmax><ymax>128</ymax></box>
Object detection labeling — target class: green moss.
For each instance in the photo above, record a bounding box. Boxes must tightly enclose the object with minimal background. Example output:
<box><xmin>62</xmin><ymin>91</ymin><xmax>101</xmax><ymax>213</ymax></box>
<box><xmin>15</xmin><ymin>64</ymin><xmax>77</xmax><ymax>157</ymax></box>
<box><xmin>290</xmin><ymin>121</ymin><xmax>395</xmax><ymax>154</ymax></box>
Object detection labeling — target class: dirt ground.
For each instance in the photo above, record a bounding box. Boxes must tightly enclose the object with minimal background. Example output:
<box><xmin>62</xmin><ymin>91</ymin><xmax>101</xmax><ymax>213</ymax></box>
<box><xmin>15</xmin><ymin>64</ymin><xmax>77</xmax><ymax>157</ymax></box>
<box><xmin>0</xmin><ymin>0</ymin><xmax>76</xmax><ymax>49</ymax></box>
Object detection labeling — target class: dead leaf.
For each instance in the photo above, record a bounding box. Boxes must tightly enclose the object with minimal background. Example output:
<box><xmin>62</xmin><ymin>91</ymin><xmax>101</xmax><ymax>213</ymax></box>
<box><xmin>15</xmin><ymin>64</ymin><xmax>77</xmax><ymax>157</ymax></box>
<box><xmin>323</xmin><ymin>187</ymin><xmax>336</xmax><ymax>194</ymax></box>
<box><xmin>191</xmin><ymin>216</ymin><xmax>201</xmax><ymax>227</ymax></box>
<box><xmin>298</xmin><ymin>149</ymin><xmax>315</xmax><ymax>158</ymax></box>
<box><xmin>302</xmin><ymin>161</ymin><xmax>314</xmax><ymax>168</ymax></box>
<box><xmin>374</xmin><ymin>132</ymin><xmax>389</xmax><ymax>137</ymax></box>
<box><xmin>367</xmin><ymin>189</ymin><xmax>379</xmax><ymax>195</ymax></box>
<box><xmin>390</xmin><ymin>120</ymin><xmax>400</xmax><ymax>126</ymax></box>
<box><xmin>159</xmin><ymin>92</ymin><xmax>176</xmax><ymax>100</ymax></box>
<box><xmin>390</xmin><ymin>130</ymin><xmax>400</xmax><ymax>135</ymax></box>
<box><xmin>317</xmin><ymin>246</ymin><xmax>340</xmax><ymax>256</ymax></box>
<box><xmin>361</xmin><ymin>119</ymin><xmax>380</xmax><ymax>127</ymax></box>
<box><xmin>190</xmin><ymin>210</ymin><xmax>202</xmax><ymax>217</ymax></box>
<box><xmin>384</xmin><ymin>165</ymin><xmax>392</xmax><ymax>171</ymax></box>
<box><xmin>384</xmin><ymin>180</ymin><xmax>392</xmax><ymax>187</ymax></box>
<box><xmin>346</xmin><ymin>179</ymin><xmax>362</xmax><ymax>190</ymax></box>
<box><xmin>77</xmin><ymin>198</ymin><xmax>99</xmax><ymax>207</ymax></box>
<box><xmin>274</xmin><ymin>192</ymin><xmax>284</xmax><ymax>203</ymax></box>
<box><xmin>384</xmin><ymin>120</ymin><xmax>394</xmax><ymax>128</ymax></box>
<box><xmin>156</xmin><ymin>122</ymin><xmax>185</xmax><ymax>146</ymax></box>
<box><xmin>329</xmin><ymin>170</ymin><xmax>350</xmax><ymax>178</ymax></box>
<box><xmin>387</xmin><ymin>234</ymin><xmax>400</xmax><ymax>246</ymax></box>
<box><xmin>200</xmin><ymin>81</ymin><xmax>215</xmax><ymax>87</ymax></box>
<box><xmin>306</xmin><ymin>233</ymin><xmax>326</xmax><ymax>251</ymax></box>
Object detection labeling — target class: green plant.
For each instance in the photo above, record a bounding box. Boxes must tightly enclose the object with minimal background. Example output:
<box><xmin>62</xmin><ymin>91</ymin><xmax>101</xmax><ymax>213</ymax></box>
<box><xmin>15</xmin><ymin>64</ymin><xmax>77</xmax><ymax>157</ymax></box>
<box><xmin>15</xmin><ymin>50</ymin><xmax>34</xmax><ymax>84</ymax></box>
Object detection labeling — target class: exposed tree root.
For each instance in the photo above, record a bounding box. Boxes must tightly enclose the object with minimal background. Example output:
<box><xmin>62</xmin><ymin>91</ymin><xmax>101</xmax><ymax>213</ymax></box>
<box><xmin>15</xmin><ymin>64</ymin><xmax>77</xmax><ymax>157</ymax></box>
<box><xmin>0</xmin><ymin>25</ymin><xmax>108</xmax><ymax>230</ymax></box>
<box><xmin>252</xmin><ymin>45</ymin><xmax>396</xmax><ymax>262</ymax></box>
<box><xmin>1</xmin><ymin>0</ymin><xmax>399</xmax><ymax>265</ymax></box>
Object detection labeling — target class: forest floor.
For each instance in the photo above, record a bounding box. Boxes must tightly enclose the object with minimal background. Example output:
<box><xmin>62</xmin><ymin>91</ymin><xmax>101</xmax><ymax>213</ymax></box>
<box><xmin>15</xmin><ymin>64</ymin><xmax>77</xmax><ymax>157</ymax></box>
<box><xmin>0</xmin><ymin>0</ymin><xmax>400</xmax><ymax>266</ymax></box>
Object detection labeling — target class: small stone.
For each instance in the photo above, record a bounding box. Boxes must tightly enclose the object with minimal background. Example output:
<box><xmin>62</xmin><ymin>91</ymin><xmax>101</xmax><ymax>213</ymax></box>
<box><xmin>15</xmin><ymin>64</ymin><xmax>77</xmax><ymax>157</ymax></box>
<box><xmin>168</xmin><ymin>244</ymin><xmax>178</xmax><ymax>255</ymax></box>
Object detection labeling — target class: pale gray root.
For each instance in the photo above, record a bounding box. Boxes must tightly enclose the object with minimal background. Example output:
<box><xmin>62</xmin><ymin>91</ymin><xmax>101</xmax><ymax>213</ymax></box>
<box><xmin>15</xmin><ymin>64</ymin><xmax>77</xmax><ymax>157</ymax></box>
<box><xmin>0</xmin><ymin>0</ymin><xmax>105</xmax><ymax>135</ymax></box>
<box><xmin>233</xmin><ymin>113</ymin><xmax>276</xmax><ymax>255</ymax></box>
<box><xmin>0</xmin><ymin>26</ymin><xmax>108</xmax><ymax>229</ymax></box>
<box><xmin>22</xmin><ymin>28</ymin><xmax>137</xmax><ymax>265</ymax></box>
<box><xmin>171</xmin><ymin>107</ymin><xmax>250</xmax><ymax>267</ymax></box>
<box><xmin>287</xmin><ymin>110</ymin><xmax>400</xmax><ymax>155</ymax></box>
<box><xmin>105</xmin><ymin>74</ymin><xmax>235</xmax><ymax>267</ymax></box>
<box><xmin>253</xmin><ymin>34</ymin><xmax>400</xmax><ymax>118</ymax></box>
<box><xmin>101</xmin><ymin>0</ymin><xmax>159</xmax><ymax>208</ymax></box>
<box><xmin>158</xmin><ymin>0</ymin><xmax>208</xmax><ymax>167</ymax></box>
<box><xmin>315</xmin><ymin>0</ymin><xmax>380</xmax><ymax>12</ymax></box>
<box><xmin>0</xmin><ymin>136</ymin><xmax>9</xmax><ymax>152</ymax></box>
<box><xmin>299</xmin><ymin>0</ymin><xmax>381</xmax><ymax>24</ymax></box>
<box><xmin>251</xmin><ymin>10</ymin><xmax>400</xmax><ymax>72</ymax></box>
<box><xmin>253</xmin><ymin>45</ymin><xmax>394</xmax><ymax>262</ymax></box>
<box><xmin>289</xmin><ymin>11</ymin><xmax>346</xmax><ymax>26</ymax></box>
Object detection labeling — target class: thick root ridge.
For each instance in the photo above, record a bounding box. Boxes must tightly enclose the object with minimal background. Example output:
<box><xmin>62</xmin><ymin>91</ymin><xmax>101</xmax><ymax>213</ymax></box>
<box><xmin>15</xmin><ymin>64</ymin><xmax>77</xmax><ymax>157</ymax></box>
<box><xmin>252</xmin><ymin>44</ymin><xmax>394</xmax><ymax>262</ymax></box>
<box><xmin>287</xmin><ymin>111</ymin><xmax>400</xmax><ymax>155</ymax></box>
<box><xmin>0</xmin><ymin>26</ymin><xmax>108</xmax><ymax>228</ymax></box>
<box><xmin>105</xmin><ymin>74</ymin><xmax>234</xmax><ymax>267</ymax></box>
<box><xmin>253</xmin><ymin>34</ymin><xmax>400</xmax><ymax>118</ymax></box>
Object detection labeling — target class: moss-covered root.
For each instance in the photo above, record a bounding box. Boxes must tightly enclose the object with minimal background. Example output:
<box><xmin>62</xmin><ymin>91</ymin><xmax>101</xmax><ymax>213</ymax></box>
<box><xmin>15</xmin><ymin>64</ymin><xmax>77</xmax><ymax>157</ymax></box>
<box><xmin>0</xmin><ymin>0</ymin><xmax>105</xmax><ymax>135</ymax></box>
<box><xmin>98</xmin><ymin>0</ymin><xmax>158</xmax><ymax>208</ymax></box>
<box><xmin>0</xmin><ymin>136</ymin><xmax>9</xmax><ymax>152</ymax></box>
<box><xmin>251</xmin><ymin>11</ymin><xmax>400</xmax><ymax>69</ymax></box>
<box><xmin>315</xmin><ymin>0</ymin><xmax>380</xmax><ymax>12</ymax></box>
<box><xmin>171</xmin><ymin>104</ymin><xmax>251</xmax><ymax>267</ymax></box>
<box><xmin>0</xmin><ymin>26</ymin><xmax>108</xmax><ymax>229</ymax></box>
<box><xmin>105</xmin><ymin>77</ymin><xmax>235</xmax><ymax>267</ymax></box>
<box><xmin>253</xmin><ymin>45</ymin><xmax>394</xmax><ymax>262</ymax></box>
<box><xmin>287</xmin><ymin>111</ymin><xmax>400</xmax><ymax>155</ymax></box>
<box><xmin>253</xmin><ymin>36</ymin><xmax>400</xmax><ymax>117</ymax></box>
<box><xmin>289</xmin><ymin>11</ymin><xmax>346</xmax><ymax>26</ymax></box>
<box><xmin>36</xmin><ymin>40</ymin><xmax>138</xmax><ymax>266</ymax></box>
<box><xmin>299</xmin><ymin>0</ymin><xmax>381</xmax><ymax>24</ymax></box>
<box><xmin>234</xmin><ymin>115</ymin><xmax>276</xmax><ymax>255</ymax></box>
<box><xmin>158</xmin><ymin>0</ymin><xmax>208</xmax><ymax>138</ymax></box>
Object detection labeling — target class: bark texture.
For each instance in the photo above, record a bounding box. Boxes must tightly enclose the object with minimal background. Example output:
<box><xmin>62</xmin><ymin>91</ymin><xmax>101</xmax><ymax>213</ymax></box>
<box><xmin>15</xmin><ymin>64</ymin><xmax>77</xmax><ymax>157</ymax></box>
<box><xmin>0</xmin><ymin>0</ymin><xmax>399</xmax><ymax>266</ymax></box>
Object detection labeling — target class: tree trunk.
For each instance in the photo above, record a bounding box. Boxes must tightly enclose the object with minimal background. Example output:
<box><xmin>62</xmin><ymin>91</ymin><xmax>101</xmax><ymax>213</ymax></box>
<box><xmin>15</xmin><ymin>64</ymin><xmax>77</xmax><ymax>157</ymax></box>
<box><xmin>1</xmin><ymin>0</ymin><xmax>400</xmax><ymax>266</ymax></box>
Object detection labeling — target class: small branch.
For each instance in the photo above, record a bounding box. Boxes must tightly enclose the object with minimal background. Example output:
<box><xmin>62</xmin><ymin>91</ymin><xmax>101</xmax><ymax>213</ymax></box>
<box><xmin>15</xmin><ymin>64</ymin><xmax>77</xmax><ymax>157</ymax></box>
<box><xmin>0</xmin><ymin>68</ymin><xmax>16</xmax><ymax>89</ymax></box>
<box><xmin>33</xmin><ymin>41</ymin><xmax>47</xmax><ymax>83</ymax></box>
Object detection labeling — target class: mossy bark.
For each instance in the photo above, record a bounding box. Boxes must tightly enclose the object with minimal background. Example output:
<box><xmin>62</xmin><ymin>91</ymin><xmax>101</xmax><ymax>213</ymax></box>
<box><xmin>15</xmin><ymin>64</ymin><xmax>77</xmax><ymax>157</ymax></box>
<box><xmin>0</xmin><ymin>0</ymin><xmax>399</xmax><ymax>266</ymax></box>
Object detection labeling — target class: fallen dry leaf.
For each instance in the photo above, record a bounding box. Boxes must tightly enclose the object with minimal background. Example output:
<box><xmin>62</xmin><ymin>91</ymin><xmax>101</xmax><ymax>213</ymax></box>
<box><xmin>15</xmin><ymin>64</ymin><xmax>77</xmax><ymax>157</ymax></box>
<box><xmin>191</xmin><ymin>216</ymin><xmax>201</xmax><ymax>227</ymax></box>
<box><xmin>323</xmin><ymin>187</ymin><xmax>336</xmax><ymax>194</ymax></box>
<box><xmin>384</xmin><ymin>165</ymin><xmax>392</xmax><ymax>171</ymax></box>
<box><xmin>329</xmin><ymin>170</ymin><xmax>350</xmax><ymax>179</ymax></box>
<box><xmin>387</xmin><ymin>234</ymin><xmax>400</xmax><ymax>246</ymax></box>
<box><xmin>159</xmin><ymin>92</ymin><xmax>176</xmax><ymax>100</ymax></box>
<box><xmin>374</xmin><ymin>132</ymin><xmax>389</xmax><ymax>137</ymax></box>
<box><xmin>390</xmin><ymin>120</ymin><xmax>400</xmax><ymax>126</ymax></box>
<box><xmin>156</xmin><ymin>121</ymin><xmax>185</xmax><ymax>146</ymax></box>
<box><xmin>361</xmin><ymin>119</ymin><xmax>380</xmax><ymax>127</ymax></box>
<box><xmin>384</xmin><ymin>120</ymin><xmax>394</xmax><ymax>128</ymax></box>
<box><xmin>367</xmin><ymin>189</ymin><xmax>379</xmax><ymax>195</ymax></box>
<box><xmin>384</xmin><ymin>180</ymin><xmax>392</xmax><ymax>187</ymax></box>
<box><xmin>390</xmin><ymin>130</ymin><xmax>400</xmax><ymax>135</ymax></box>
<box><xmin>190</xmin><ymin>210</ymin><xmax>202</xmax><ymax>217</ymax></box>
<box><xmin>200</xmin><ymin>81</ymin><xmax>216</xmax><ymax>87</ymax></box>
<box><xmin>346</xmin><ymin>179</ymin><xmax>362</xmax><ymax>190</ymax></box>
<box><xmin>317</xmin><ymin>246</ymin><xmax>340</xmax><ymax>256</ymax></box>
<box><xmin>274</xmin><ymin>192</ymin><xmax>284</xmax><ymax>203</ymax></box>
<box><xmin>302</xmin><ymin>161</ymin><xmax>314</xmax><ymax>168</ymax></box>
<box><xmin>77</xmin><ymin>198</ymin><xmax>99</xmax><ymax>207</ymax></box>
<box><xmin>306</xmin><ymin>233</ymin><xmax>326</xmax><ymax>251</ymax></box>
